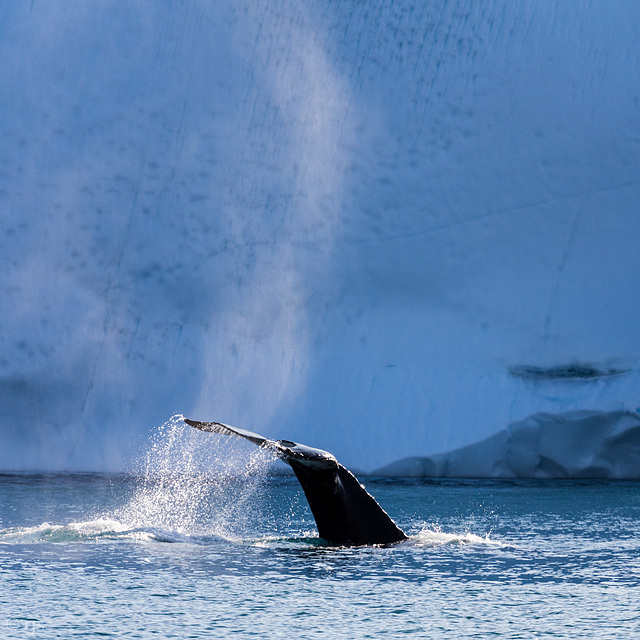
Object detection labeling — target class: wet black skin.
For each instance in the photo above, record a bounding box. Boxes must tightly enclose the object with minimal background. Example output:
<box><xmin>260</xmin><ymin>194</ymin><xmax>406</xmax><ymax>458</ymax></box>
<box><xmin>183</xmin><ymin>418</ymin><xmax>407</xmax><ymax>546</ymax></box>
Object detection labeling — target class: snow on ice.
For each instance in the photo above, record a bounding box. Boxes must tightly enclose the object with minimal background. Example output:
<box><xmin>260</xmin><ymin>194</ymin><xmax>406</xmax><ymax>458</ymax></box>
<box><xmin>376</xmin><ymin>410</ymin><xmax>640</xmax><ymax>479</ymax></box>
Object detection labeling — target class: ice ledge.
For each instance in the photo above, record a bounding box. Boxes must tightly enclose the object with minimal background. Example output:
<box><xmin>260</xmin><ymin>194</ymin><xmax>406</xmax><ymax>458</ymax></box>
<box><xmin>374</xmin><ymin>410</ymin><xmax>640</xmax><ymax>479</ymax></box>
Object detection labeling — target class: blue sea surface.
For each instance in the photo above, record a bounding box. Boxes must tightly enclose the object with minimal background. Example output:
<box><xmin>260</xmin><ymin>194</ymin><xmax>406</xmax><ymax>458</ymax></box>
<box><xmin>1</xmin><ymin>420</ymin><xmax>639</xmax><ymax>639</ymax></box>
<box><xmin>1</xmin><ymin>471</ymin><xmax>639</xmax><ymax>639</ymax></box>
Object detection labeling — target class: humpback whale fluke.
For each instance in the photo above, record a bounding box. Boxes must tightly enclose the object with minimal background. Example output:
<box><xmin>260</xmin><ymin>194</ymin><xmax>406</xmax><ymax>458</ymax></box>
<box><xmin>183</xmin><ymin>418</ymin><xmax>407</xmax><ymax>546</ymax></box>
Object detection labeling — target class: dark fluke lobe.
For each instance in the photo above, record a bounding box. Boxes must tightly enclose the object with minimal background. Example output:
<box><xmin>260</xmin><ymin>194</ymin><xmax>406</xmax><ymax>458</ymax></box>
<box><xmin>183</xmin><ymin>418</ymin><xmax>407</xmax><ymax>546</ymax></box>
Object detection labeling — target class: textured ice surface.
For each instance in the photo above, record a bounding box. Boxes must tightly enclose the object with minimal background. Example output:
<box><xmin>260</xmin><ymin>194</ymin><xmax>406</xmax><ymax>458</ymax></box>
<box><xmin>375</xmin><ymin>410</ymin><xmax>640</xmax><ymax>479</ymax></box>
<box><xmin>1</xmin><ymin>1</ymin><xmax>640</xmax><ymax>471</ymax></box>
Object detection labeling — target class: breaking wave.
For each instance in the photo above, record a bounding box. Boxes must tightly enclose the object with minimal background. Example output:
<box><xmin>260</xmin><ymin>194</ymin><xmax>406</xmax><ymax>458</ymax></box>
<box><xmin>0</xmin><ymin>518</ymin><xmax>196</xmax><ymax>544</ymax></box>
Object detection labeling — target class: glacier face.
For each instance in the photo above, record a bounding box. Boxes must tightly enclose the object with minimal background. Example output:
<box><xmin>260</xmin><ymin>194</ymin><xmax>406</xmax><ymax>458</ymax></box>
<box><xmin>1</xmin><ymin>0</ymin><xmax>640</xmax><ymax>472</ymax></box>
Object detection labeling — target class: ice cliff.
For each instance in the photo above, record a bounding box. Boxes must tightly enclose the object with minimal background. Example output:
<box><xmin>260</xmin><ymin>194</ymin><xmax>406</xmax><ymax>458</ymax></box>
<box><xmin>1</xmin><ymin>0</ymin><xmax>639</xmax><ymax>473</ymax></box>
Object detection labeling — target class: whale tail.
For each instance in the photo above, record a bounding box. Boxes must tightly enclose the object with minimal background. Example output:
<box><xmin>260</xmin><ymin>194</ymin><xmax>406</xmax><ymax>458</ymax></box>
<box><xmin>183</xmin><ymin>418</ymin><xmax>407</xmax><ymax>546</ymax></box>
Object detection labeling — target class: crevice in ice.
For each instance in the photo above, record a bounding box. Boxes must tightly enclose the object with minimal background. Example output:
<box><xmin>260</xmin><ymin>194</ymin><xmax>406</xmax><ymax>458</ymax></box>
<box><xmin>508</xmin><ymin>363</ymin><xmax>630</xmax><ymax>381</ymax></box>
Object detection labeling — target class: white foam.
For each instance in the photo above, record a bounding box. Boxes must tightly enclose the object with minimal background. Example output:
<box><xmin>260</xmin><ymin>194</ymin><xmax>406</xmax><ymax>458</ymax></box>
<box><xmin>0</xmin><ymin>517</ymin><xmax>203</xmax><ymax>545</ymax></box>
<box><xmin>0</xmin><ymin>522</ymin><xmax>62</xmax><ymax>544</ymax></box>
<box><xmin>412</xmin><ymin>527</ymin><xmax>503</xmax><ymax>548</ymax></box>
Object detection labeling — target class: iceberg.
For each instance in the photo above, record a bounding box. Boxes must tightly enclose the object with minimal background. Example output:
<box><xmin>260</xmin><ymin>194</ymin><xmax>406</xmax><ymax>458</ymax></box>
<box><xmin>375</xmin><ymin>411</ymin><xmax>640</xmax><ymax>479</ymax></box>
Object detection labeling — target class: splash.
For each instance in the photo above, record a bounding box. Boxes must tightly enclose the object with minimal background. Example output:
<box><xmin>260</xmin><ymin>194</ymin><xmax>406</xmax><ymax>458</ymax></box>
<box><xmin>0</xmin><ymin>416</ymin><xmax>293</xmax><ymax>546</ymax></box>
<box><xmin>113</xmin><ymin>415</ymin><xmax>278</xmax><ymax>540</ymax></box>
<box><xmin>412</xmin><ymin>526</ymin><xmax>504</xmax><ymax>548</ymax></box>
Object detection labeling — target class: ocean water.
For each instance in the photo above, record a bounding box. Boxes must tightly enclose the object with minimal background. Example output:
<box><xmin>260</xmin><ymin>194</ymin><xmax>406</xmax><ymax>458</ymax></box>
<box><xmin>1</xmin><ymin>422</ymin><xmax>639</xmax><ymax>639</ymax></box>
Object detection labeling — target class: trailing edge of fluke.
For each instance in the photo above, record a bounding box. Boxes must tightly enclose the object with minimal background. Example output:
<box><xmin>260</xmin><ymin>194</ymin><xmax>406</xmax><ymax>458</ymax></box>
<box><xmin>183</xmin><ymin>417</ymin><xmax>407</xmax><ymax>547</ymax></box>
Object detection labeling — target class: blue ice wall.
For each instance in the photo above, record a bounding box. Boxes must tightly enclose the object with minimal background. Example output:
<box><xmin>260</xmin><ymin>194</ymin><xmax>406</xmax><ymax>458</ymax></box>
<box><xmin>1</xmin><ymin>0</ymin><xmax>640</xmax><ymax>471</ymax></box>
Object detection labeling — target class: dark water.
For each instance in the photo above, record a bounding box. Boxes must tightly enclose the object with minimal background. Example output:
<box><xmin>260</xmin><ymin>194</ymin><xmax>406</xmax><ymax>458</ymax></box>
<box><xmin>1</xmin><ymin>421</ymin><xmax>639</xmax><ymax>638</ymax></box>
